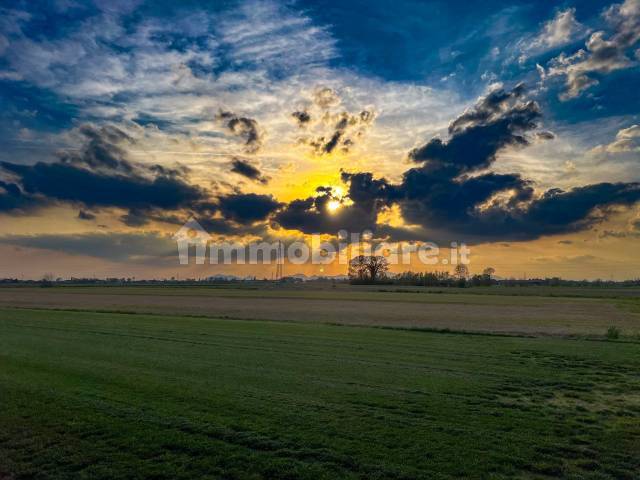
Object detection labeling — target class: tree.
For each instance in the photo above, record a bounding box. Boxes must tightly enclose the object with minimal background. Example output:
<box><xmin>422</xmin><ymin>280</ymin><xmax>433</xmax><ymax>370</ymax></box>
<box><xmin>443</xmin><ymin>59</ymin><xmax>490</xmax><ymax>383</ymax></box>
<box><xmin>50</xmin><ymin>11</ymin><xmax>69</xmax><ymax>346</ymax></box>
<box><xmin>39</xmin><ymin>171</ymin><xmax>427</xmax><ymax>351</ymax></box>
<box><xmin>348</xmin><ymin>255</ymin><xmax>368</xmax><ymax>282</ymax></box>
<box><xmin>453</xmin><ymin>264</ymin><xmax>469</xmax><ymax>279</ymax></box>
<box><xmin>365</xmin><ymin>255</ymin><xmax>389</xmax><ymax>283</ymax></box>
<box><xmin>349</xmin><ymin>255</ymin><xmax>389</xmax><ymax>284</ymax></box>
<box><xmin>482</xmin><ymin>267</ymin><xmax>495</xmax><ymax>278</ymax></box>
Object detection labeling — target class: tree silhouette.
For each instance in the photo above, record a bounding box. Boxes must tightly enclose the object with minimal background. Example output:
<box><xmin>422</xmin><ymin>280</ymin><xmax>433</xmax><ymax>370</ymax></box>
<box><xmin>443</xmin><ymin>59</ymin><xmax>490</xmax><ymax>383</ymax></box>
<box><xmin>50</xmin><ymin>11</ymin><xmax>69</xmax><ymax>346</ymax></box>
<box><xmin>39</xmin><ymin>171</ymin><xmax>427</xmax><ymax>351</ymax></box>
<box><xmin>349</xmin><ymin>255</ymin><xmax>389</xmax><ymax>283</ymax></box>
<box><xmin>482</xmin><ymin>267</ymin><xmax>495</xmax><ymax>278</ymax></box>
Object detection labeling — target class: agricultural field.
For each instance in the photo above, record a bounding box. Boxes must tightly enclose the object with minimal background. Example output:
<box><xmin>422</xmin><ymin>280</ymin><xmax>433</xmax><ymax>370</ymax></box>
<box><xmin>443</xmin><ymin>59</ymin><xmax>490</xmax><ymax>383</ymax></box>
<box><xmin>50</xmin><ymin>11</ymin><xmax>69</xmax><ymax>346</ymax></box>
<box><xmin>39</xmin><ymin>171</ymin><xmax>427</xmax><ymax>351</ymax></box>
<box><xmin>0</xmin><ymin>286</ymin><xmax>639</xmax><ymax>479</ymax></box>
<box><xmin>0</xmin><ymin>285</ymin><xmax>639</xmax><ymax>336</ymax></box>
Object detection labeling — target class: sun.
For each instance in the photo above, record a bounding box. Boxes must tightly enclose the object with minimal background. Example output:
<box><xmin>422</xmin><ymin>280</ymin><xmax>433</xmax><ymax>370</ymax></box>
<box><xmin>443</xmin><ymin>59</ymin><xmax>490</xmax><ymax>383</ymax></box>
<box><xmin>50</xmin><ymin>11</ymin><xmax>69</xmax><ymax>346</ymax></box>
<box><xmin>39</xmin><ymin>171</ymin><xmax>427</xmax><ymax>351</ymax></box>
<box><xmin>327</xmin><ymin>199</ymin><xmax>341</xmax><ymax>213</ymax></box>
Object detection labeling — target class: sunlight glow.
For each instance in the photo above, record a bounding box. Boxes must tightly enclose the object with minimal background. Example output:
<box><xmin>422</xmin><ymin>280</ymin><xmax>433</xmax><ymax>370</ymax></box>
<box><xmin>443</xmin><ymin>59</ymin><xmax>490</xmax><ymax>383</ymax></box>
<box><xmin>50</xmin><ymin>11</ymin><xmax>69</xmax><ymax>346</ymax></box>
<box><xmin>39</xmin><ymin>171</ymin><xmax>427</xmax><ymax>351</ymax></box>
<box><xmin>327</xmin><ymin>199</ymin><xmax>341</xmax><ymax>213</ymax></box>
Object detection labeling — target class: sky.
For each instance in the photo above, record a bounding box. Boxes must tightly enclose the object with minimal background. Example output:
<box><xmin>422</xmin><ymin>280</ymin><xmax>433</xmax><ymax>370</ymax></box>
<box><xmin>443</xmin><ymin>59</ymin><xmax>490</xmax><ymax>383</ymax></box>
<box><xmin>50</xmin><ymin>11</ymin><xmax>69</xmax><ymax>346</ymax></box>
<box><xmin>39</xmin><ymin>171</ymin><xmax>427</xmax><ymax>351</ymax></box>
<box><xmin>0</xmin><ymin>0</ymin><xmax>639</xmax><ymax>280</ymax></box>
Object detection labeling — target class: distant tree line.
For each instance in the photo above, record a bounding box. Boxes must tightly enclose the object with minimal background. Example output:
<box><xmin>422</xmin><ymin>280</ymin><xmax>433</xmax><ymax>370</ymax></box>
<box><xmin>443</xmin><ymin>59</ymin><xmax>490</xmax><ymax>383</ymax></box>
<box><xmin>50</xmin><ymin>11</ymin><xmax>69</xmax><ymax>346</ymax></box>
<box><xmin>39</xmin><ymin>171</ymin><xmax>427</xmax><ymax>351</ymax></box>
<box><xmin>345</xmin><ymin>257</ymin><xmax>640</xmax><ymax>287</ymax></box>
<box><xmin>392</xmin><ymin>267</ymin><xmax>495</xmax><ymax>288</ymax></box>
<box><xmin>1</xmin><ymin>267</ymin><xmax>640</xmax><ymax>288</ymax></box>
<box><xmin>390</xmin><ymin>271</ymin><xmax>640</xmax><ymax>288</ymax></box>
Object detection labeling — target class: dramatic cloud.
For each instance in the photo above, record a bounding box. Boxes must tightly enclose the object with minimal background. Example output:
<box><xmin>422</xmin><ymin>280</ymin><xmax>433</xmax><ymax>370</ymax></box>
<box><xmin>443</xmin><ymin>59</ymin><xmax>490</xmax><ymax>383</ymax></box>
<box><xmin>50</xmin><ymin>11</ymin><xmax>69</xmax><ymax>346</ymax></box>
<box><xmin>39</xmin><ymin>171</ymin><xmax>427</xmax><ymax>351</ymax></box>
<box><xmin>543</xmin><ymin>0</ymin><xmax>640</xmax><ymax>99</ymax></box>
<box><xmin>341</xmin><ymin>172</ymin><xmax>399</xmax><ymax>209</ymax></box>
<box><xmin>396</xmin><ymin>87</ymin><xmax>640</xmax><ymax>241</ymax></box>
<box><xmin>216</xmin><ymin>193</ymin><xmax>281</xmax><ymax>224</ymax></box>
<box><xmin>230</xmin><ymin>157</ymin><xmax>269</xmax><ymax>184</ymax></box>
<box><xmin>0</xmin><ymin>124</ymin><xmax>218</xmax><ymax>229</ymax></box>
<box><xmin>274</xmin><ymin>185</ymin><xmax>383</xmax><ymax>234</ymax></box>
<box><xmin>0</xmin><ymin>232</ymin><xmax>176</xmax><ymax>263</ymax></box>
<box><xmin>274</xmin><ymin>170</ymin><xmax>399</xmax><ymax>234</ymax></box>
<box><xmin>2</xmin><ymin>160</ymin><xmax>205</xmax><ymax>213</ymax></box>
<box><xmin>486</xmin><ymin>182</ymin><xmax>640</xmax><ymax>240</ymax></box>
<box><xmin>394</xmin><ymin>86</ymin><xmax>640</xmax><ymax>241</ymax></box>
<box><xmin>278</xmin><ymin>85</ymin><xmax>640</xmax><ymax>243</ymax></box>
<box><xmin>0</xmin><ymin>123</ymin><xmax>285</xmax><ymax>235</ymax></box>
<box><xmin>408</xmin><ymin>83</ymin><xmax>539</xmax><ymax>172</ymax></box>
<box><xmin>217</xmin><ymin>111</ymin><xmax>264</xmax><ymax>153</ymax></box>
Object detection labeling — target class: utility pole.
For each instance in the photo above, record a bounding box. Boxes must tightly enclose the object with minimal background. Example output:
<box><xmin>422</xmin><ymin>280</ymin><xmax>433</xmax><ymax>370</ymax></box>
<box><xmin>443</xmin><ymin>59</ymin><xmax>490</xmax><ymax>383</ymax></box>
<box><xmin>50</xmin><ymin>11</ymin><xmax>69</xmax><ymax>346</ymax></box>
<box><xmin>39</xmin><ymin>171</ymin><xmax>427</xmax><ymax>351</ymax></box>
<box><xmin>275</xmin><ymin>240</ymin><xmax>284</xmax><ymax>280</ymax></box>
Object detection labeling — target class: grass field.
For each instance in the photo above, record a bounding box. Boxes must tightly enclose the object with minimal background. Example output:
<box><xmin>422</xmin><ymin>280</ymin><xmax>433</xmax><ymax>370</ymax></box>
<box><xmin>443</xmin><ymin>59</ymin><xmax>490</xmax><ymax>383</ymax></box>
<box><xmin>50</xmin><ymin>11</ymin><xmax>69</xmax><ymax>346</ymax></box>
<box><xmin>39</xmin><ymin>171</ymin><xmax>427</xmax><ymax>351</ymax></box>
<box><xmin>1</xmin><ymin>286</ymin><xmax>639</xmax><ymax>478</ymax></box>
<box><xmin>1</xmin><ymin>304</ymin><xmax>640</xmax><ymax>479</ymax></box>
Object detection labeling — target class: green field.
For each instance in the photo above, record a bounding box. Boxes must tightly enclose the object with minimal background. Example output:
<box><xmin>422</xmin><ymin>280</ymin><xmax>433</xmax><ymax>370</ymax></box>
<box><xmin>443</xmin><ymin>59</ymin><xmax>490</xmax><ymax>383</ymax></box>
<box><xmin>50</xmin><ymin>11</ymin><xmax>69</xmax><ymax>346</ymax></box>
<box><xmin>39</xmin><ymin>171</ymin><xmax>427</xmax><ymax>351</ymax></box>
<box><xmin>1</xmin><ymin>306</ymin><xmax>639</xmax><ymax>479</ymax></box>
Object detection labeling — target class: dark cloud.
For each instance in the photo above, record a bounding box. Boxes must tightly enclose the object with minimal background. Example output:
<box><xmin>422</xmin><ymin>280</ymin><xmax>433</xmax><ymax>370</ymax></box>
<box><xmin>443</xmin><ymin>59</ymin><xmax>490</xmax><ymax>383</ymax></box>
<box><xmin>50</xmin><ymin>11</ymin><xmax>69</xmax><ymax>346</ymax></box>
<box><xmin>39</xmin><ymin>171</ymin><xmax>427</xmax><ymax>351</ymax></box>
<box><xmin>275</xmin><ymin>193</ymin><xmax>378</xmax><ymax>234</ymax></box>
<box><xmin>322</xmin><ymin>130</ymin><xmax>343</xmax><ymax>154</ymax></box>
<box><xmin>197</xmin><ymin>217</ymin><xmax>271</xmax><ymax>237</ymax></box>
<box><xmin>409</xmin><ymin>84</ymin><xmax>539</xmax><ymax>173</ymax></box>
<box><xmin>78</xmin><ymin>210</ymin><xmax>96</xmax><ymax>221</ymax></box>
<box><xmin>216</xmin><ymin>193</ymin><xmax>281</xmax><ymax>225</ymax></box>
<box><xmin>1</xmin><ymin>161</ymin><xmax>206</xmax><ymax>211</ymax></box>
<box><xmin>274</xmin><ymin>174</ymin><xmax>395</xmax><ymax>234</ymax></box>
<box><xmin>0</xmin><ymin>179</ymin><xmax>43</xmax><ymax>213</ymax></box>
<box><xmin>217</xmin><ymin>111</ymin><xmax>263</xmax><ymax>153</ymax></box>
<box><xmin>510</xmin><ymin>182</ymin><xmax>640</xmax><ymax>236</ymax></box>
<box><xmin>0</xmin><ymin>232</ymin><xmax>176</xmax><ymax>264</ymax></box>
<box><xmin>55</xmin><ymin>124</ymin><xmax>189</xmax><ymax>181</ymax></box>
<box><xmin>341</xmin><ymin>171</ymin><xmax>399</xmax><ymax>209</ymax></box>
<box><xmin>376</xmin><ymin>179</ymin><xmax>640</xmax><ymax>245</ymax></box>
<box><xmin>1</xmin><ymin>123</ymin><xmax>281</xmax><ymax>237</ymax></box>
<box><xmin>292</xmin><ymin>110</ymin><xmax>311</xmax><ymax>126</ymax></box>
<box><xmin>230</xmin><ymin>157</ymin><xmax>269</xmax><ymax>184</ymax></box>
<box><xmin>393</xmin><ymin>85</ymin><xmax>640</xmax><ymax>242</ymax></box>
<box><xmin>447</xmin><ymin>83</ymin><xmax>526</xmax><ymax>133</ymax></box>
<box><xmin>122</xmin><ymin>208</ymin><xmax>272</xmax><ymax>238</ymax></box>
<box><xmin>278</xmin><ymin>84</ymin><xmax>640</xmax><ymax>243</ymax></box>
<box><xmin>0</xmin><ymin>123</ymin><xmax>210</xmax><ymax>227</ymax></box>
<box><xmin>120</xmin><ymin>209</ymin><xmax>149</xmax><ymax>227</ymax></box>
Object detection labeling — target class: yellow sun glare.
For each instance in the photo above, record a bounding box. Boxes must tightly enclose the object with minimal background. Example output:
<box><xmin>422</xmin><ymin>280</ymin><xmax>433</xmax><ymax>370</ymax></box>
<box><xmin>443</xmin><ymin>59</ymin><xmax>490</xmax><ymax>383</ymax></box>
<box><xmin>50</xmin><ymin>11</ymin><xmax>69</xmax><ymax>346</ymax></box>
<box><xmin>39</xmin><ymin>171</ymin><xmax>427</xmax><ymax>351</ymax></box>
<box><xmin>327</xmin><ymin>199</ymin><xmax>341</xmax><ymax>213</ymax></box>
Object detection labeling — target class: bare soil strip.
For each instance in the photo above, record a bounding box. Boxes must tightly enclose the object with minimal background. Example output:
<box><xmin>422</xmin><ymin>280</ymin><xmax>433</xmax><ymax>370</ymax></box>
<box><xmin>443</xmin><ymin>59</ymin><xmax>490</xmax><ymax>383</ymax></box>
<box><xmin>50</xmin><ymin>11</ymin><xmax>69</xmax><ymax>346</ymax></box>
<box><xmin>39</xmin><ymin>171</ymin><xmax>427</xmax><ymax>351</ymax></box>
<box><xmin>0</xmin><ymin>288</ymin><xmax>636</xmax><ymax>336</ymax></box>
